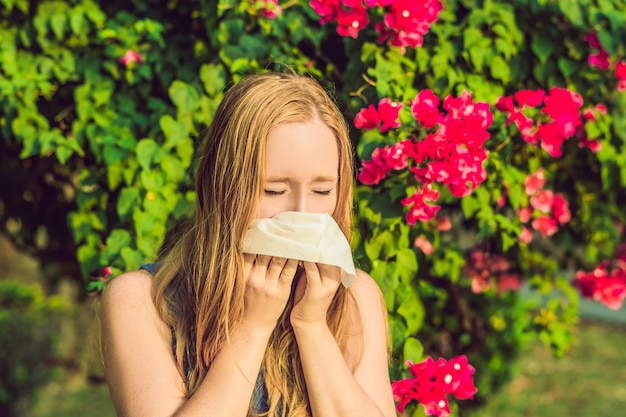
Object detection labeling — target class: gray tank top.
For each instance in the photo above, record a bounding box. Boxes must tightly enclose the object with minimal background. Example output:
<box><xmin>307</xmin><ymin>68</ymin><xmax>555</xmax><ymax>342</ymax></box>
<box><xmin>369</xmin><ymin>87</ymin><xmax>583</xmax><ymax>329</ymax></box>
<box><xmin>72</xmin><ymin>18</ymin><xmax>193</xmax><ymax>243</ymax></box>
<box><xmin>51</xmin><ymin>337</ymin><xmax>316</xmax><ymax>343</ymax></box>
<box><xmin>139</xmin><ymin>263</ymin><xmax>269</xmax><ymax>412</ymax></box>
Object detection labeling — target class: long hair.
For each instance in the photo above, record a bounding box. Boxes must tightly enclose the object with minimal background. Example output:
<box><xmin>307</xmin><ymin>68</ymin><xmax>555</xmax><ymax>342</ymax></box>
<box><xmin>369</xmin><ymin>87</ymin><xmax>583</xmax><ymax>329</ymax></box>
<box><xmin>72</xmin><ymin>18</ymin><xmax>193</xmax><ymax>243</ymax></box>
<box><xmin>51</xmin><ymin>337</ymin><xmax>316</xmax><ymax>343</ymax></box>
<box><xmin>152</xmin><ymin>73</ymin><xmax>360</xmax><ymax>416</ymax></box>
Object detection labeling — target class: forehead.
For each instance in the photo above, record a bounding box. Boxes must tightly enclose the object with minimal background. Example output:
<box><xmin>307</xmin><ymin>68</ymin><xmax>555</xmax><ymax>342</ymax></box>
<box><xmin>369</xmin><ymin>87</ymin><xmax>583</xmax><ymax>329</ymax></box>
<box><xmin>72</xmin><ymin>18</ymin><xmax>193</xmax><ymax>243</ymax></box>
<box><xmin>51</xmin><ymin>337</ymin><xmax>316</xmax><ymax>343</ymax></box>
<box><xmin>265</xmin><ymin>120</ymin><xmax>339</xmax><ymax>178</ymax></box>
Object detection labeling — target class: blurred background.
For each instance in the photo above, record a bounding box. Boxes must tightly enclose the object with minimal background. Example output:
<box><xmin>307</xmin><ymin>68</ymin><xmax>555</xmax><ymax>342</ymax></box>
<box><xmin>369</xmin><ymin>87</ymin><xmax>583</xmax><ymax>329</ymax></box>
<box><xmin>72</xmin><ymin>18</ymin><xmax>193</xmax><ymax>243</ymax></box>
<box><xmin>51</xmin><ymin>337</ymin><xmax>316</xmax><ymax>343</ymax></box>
<box><xmin>2</xmin><ymin>0</ymin><xmax>626</xmax><ymax>416</ymax></box>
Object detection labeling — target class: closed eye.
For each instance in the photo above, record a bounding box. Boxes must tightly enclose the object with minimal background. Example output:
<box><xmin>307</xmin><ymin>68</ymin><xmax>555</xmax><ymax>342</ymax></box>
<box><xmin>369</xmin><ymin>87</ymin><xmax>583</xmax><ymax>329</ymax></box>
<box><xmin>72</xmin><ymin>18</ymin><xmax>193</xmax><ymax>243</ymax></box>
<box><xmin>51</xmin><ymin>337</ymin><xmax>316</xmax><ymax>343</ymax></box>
<box><xmin>264</xmin><ymin>190</ymin><xmax>286</xmax><ymax>196</ymax></box>
<box><xmin>314</xmin><ymin>190</ymin><xmax>333</xmax><ymax>195</ymax></box>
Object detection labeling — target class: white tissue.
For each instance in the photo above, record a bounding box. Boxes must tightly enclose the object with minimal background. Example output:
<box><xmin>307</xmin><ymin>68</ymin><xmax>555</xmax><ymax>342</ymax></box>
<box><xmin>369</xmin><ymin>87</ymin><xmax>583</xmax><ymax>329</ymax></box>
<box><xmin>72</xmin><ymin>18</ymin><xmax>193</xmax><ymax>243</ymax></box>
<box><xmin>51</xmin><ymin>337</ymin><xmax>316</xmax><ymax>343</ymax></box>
<box><xmin>242</xmin><ymin>212</ymin><xmax>356</xmax><ymax>288</ymax></box>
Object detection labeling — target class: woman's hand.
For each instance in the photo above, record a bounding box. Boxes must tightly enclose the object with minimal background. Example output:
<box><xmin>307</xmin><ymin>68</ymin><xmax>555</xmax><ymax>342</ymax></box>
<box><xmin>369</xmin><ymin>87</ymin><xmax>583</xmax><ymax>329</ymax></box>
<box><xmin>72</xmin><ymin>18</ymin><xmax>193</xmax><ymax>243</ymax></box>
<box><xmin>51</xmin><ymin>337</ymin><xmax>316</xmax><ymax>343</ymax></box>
<box><xmin>290</xmin><ymin>262</ymin><xmax>342</xmax><ymax>329</ymax></box>
<box><xmin>243</xmin><ymin>254</ymin><xmax>299</xmax><ymax>331</ymax></box>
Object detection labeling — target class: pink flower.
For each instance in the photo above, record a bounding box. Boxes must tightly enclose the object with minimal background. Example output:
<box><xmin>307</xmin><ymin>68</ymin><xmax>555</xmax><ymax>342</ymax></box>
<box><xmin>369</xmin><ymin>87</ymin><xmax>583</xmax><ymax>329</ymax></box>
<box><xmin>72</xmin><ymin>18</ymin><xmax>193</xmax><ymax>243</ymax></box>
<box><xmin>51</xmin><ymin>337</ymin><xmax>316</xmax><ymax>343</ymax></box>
<box><xmin>414</xmin><ymin>235</ymin><xmax>435</xmax><ymax>255</ymax></box>
<box><xmin>518</xmin><ymin>207</ymin><xmax>532</xmax><ymax>223</ymax></box>
<box><xmin>354</xmin><ymin>98</ymin><xmax>403</xmax><ymax>132</ymax></box>
<box><xmin>411</xmin><ymin>90</ymin><xmax>441</xmax><ymax>128</ymax></box>
<box><xmin>589</xmin><ymin>51</ymin><xmax>610</xmax><ymax>69</ymax></box>
<box><xmin>378</xmin><ymin>98</ymin><xmax>404</xmax><ymax>132</ymax></box>
<box><xmin>616</xmin><ymin>61</ymin><xmax>626</xmax><ymax>92</ymax></box>
<box><xmin>551</xmin><ymin>193</ymin><xmax>571</xmax><ymax>225</ymax></box>
<box><xmin>257</xmin><ymin>0</ymin><xmax>282</xmax><ymax>18</ymax></box>
<box><xmin>531</xmin><ymin>215</ymin><xmax>558</xmax><ymax>236</ymax></box>
<box><xmin>354</xmin><ymin>104</ymin><xmax>380</xmax><ymax>130</ymax></box>
<box><xmin>524</xmin><ymin>168</ymin><xmax>547</xmax><ymax>195</ymax></box>
<box><xmin>392</xmin><ymin>355</ymin><xmax>477</xmax><ymax>417</ymax></box>
<box><xmin>497</xmin><ymin>273</ymin><xmax>522</xmax><ymax>295</ymax></box>
<box><xmin>514</xmin><ymin>89</ymin><xmax>545</xmax><ymax>108</ymax></box>
<box><xmin>573</xmin><ymin>267</ymin><xmax>626</xmax><ymax>310</ymax></box>
<box><xmin>529</xmin><ymin>189</ymin><xmax>554</xmax><ymax>213</ymax></box>
<box><xmin>309</xmin><ymin>0</ymin><xmax>340</xmax><ymax>23</ymax></box>
<box><xmin>519</xmin><ymin>227</ymin><xmax>533</xmax><ymax>243</ymax></box>
<box><xmin>336</xmin><ymin>2</ymin><xmax>369</xmax><ymax>38</ymax></box>
<box><xmin>103</xmin><ymin>266</ymin><xmax>113</xmax><ymax>276</ymax></box>
<box><xmin>436</xmin><ymin>215</ymin><xmax>451</xmax><ymax>231</ymax></box>
<box><xmin>495</xmin><ymin>96</ymin><xmax>515</xmax><ymax>113</ymax></box>
<box><xmin>401</xmin><ymin>184</ymin><xmax>441</xmax><ymax>224</ymax></box>
<box><xmin>119</xmin><ymin>49</ymin><xmax>143</xmax><ymax>67</ymax></box>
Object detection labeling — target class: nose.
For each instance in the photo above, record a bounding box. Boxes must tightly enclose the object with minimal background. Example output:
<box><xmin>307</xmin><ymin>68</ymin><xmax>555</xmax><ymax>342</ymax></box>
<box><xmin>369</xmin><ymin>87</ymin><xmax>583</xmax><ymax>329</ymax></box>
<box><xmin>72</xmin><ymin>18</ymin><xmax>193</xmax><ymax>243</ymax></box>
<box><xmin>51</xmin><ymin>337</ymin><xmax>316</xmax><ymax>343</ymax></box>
<box><xmin>290</xmin><ymin>189</ymin><xmax>308</xmax><ymax>213</ymax></box>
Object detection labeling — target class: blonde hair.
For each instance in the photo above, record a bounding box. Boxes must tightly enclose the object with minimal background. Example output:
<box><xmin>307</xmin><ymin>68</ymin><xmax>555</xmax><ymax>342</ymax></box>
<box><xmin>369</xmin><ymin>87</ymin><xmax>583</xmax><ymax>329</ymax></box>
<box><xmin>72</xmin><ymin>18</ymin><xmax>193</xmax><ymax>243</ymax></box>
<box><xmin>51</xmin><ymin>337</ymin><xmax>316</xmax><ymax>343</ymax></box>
<box><xmin>152</xmin><ymin>73</ymin><xmax>360</xmax><ymax>416</ymax></box>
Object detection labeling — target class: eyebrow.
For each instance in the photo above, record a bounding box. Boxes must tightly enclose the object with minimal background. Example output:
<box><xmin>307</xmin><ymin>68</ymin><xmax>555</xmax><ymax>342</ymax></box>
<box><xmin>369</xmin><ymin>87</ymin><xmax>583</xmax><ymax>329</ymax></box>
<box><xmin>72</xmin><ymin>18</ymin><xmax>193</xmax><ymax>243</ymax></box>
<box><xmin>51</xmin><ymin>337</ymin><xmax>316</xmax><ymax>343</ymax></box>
<box><xmin>265</xmin><ymin>176</ymin><xmax>338</xmax><ymax>183</ymax></box>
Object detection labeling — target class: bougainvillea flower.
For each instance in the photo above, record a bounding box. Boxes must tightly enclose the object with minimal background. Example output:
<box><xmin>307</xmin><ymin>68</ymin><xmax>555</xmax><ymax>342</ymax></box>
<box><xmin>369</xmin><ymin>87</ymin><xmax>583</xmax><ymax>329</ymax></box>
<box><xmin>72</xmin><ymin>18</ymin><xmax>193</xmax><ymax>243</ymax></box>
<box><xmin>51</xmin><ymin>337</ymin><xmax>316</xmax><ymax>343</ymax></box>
<box><xmin>551</xmin><ymin>193</ymin><xmax>571</xmax><ymax>225</ymax></box>
<box><xmin>414</xmin><ymin>235</ymin><xmax>435</xmax><ymax>255</ymax></box>
<box><xmin>518</xmin><ymin>207</ymin><xmax>532</xmax><ymax>223</ymax></box>
<box><xmin>519</xmin><ymin>226</ymin><xmax>533</xmax><ymax>243</ymax></box>
<box><xmin>354</xmin><ymin>104</ymin><xmax>381</xmax><ymax>130</ymax></box>
<box><xmin>119</xmin><ymin>49</ymin><xmax>143</xmax><ymax>66</ymax></box>
<box><xmin>335</xmin><ymin>3</ymin><xmax>369</xmax><ymax>38</ymax></box>
<box><xmin>392</xmin><ymin>355</ymin><xmax>477</xmax><ymax>417</ymax></box>
<box><xmin>524</xmin><ymin>168</ymin><xmax>547</xmax><ymax>196</ymax></box>
<box><xmin>378</xmin><ymin>98</ymin><xmax>404</xmax><ymax>132</ymax></box>
<box><xmin>495</xmin><ymin>95</ymin><xmax>515</xmax><ymax>113</ymax></box>
<box><xmin>529</xmin><ymin>189</ymin><xmax>554</xmax><ymax>213</ymax></box>
<box><xmin>401</xmin><ymin>185</ymin><xmax>441</xmax><ymax>224</ymax></box>
<box><xmin>436</xmin><ymin>215</ymin><xmax>451</xmax><ymax>231</ymax></box>
<box><xmin>411</xmin><ymin>89</ymin><xmax>441</xmax><ymax>128</ymax></box>
<box><xmin>514</xmin><ymin>89</ymin><xmax>545</xmax><ymax>108</ymax></box>
<box><xmin>257</xmin><ymin>0</ymin><xmax>282</xmax><ymax>18</ymax></box>
<box><xmin>573</xmin><ymin>266</ymin><xmax>626</xmax><ymax>310</ymax></box>
<box><xmin>531</xmin><ymin>215</ymin><xmax>558</xmax><ymax>236</ymax></box>
<box><xmin>497</xmin><ymin>273</ymin><xmax>522</xmax><ymax>295</ymax></box>
<box><xmin>309</xmin><ymin>0</ymin><xmax>340</xmax><ymax>23</ymax></box>
<box><xmin>616</xmin><ymin>60</ymin><xmax>626</xmax><ymax>92</ymax></box>
<box><xmin>589</xmin><ymin>51</ymin><xmax>610</xmax><ymax>69</ymax></box>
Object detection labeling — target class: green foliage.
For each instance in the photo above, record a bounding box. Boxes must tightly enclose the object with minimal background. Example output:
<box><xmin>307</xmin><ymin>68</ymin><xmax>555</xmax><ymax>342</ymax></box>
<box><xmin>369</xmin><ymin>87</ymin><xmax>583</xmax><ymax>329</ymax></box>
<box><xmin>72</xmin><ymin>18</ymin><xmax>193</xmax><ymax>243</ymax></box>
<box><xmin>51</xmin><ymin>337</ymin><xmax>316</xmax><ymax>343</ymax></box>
<box><xmin>2</xmin><ymin>0</ymin><xmax>626</xmax><ymax>410</ymax></box>
<box><xmin>0</xmin><ymin>280</ymin><xmax>70</xmax><ymax>417</ymax></box>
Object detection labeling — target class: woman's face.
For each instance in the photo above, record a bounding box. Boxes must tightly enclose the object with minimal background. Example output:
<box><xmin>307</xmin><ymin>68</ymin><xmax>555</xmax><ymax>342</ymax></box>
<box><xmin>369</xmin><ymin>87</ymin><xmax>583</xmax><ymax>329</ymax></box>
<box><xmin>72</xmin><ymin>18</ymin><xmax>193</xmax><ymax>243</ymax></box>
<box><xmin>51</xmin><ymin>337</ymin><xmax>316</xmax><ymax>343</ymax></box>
<box><xmin>256</xmin><ymin>119</ymin><xmax>339</xmax><ymax>219</ymax></box>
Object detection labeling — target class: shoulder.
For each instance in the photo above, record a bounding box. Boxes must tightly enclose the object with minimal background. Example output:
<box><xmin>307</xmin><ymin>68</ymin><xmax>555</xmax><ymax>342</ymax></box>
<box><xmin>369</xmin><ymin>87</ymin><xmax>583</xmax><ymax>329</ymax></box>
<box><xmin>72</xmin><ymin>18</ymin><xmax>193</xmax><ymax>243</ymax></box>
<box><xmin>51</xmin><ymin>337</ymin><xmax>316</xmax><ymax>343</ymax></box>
<box><xmin>348</xmin><ymin>268</ymin><xmax>385</xmax><ymax>307</ymax></box>
<box><xmin>101</xmin><ymin>269</ymin><xmax>155</xmax><ymax>314</ymax></box>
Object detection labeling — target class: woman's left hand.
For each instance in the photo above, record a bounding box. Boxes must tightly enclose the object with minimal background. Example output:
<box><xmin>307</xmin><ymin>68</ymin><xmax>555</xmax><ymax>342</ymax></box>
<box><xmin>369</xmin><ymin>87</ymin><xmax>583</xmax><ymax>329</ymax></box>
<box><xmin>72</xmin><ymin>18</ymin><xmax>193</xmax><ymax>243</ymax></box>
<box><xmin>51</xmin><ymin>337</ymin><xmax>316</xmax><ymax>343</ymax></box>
<box><xmin>290</xmin><ymin>261</ymin><xmax>342</xmax><ymax>329</ymax></box>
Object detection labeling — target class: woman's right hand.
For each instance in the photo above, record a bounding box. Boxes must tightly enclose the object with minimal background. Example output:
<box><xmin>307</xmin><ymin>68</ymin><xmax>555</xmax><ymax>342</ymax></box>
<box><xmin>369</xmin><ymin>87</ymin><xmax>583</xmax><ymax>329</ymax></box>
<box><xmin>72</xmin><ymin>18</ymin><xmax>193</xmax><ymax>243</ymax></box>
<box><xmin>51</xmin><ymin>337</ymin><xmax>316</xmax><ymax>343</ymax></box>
<box><xmin>242</xmin><ymin>254</ymin><xmax>299</xmax><ymax>331</ymax></box>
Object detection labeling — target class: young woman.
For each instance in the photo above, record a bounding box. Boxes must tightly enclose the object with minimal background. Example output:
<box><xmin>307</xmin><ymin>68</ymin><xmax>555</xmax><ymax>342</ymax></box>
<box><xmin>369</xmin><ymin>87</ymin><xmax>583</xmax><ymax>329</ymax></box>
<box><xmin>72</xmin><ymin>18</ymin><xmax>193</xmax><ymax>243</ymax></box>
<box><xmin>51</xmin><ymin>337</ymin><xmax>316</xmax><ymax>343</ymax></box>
<box><xmin>100</xmin><ymin>72</ymin><xmax>396</xmax><ymax>417</ymax></box>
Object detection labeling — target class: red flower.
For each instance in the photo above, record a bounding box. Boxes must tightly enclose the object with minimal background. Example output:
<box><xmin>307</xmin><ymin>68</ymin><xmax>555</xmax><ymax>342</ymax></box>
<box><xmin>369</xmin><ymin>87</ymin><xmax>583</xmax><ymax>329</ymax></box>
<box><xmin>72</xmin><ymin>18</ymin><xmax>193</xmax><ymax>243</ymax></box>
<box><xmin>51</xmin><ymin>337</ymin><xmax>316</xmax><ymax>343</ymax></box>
<box><xmin>514</xmin><ymin>89</ymin><xmax>545</xmax><ymax>108</ymax></box>
<box><xmin>336</xmin><ymin>3</ymin><xmax>369</xmax><ymax>38</ymax></box>
<box><xmin>524</xmin><ymin>168</ymin><xmax>547</xmax><ymax>195</ymax></box>
<box><xmin>119</xmin><ymin>49</ymin><xmax>143</xmax><ymax>67</ymax></box>
<box><xmin>531</xmin><ymin>215</ymin><xmax>558</xmax><ymax>236</ymax></box>
<box><xmin>529</xmin><ymin>189</ymin><xmax>554</xmax><ymax>213</ymax></box>
<box><xmin>414</xmin><ymin>235</ymin><xmax>435</xmax><ymax>255</ymax></box>
<box><xmin>354</xmin><ymin>104</ymin><xmax>380</xmax><ymax>130</ymax></box>
<box><xmin>497</xmin><ymin>273</ymin><xmax>522</xmax><ymax>295</ymax></box>
<box><xmin>411</xmin><ymin>89</ymin><xmax>441</xmax><ymax>128</ymax></box>
<box><xmin>378</xmin><ymin>98</ymin><xmax>404</xmax><ymax>132</ymax></box>
<box><xmin>519</xmin><ymin>226</ymin><xmax>533</xmax><ymax>243</ymax></box>
<box><xmin>354</xmin><ymin>98</ymin><xmax>402</xmax><ymax>132</ymax></box>
<box><xmin>551</xmin><ymin>193</ymin><xmax>571</xmax><ymax>225</ymax></box>
<box><xmin>616</xmin><ymin>61</ymin><xmax>626</xmax><ymax>92</ymax></box>
<box><xmin>392</xmin><ymin>355</ymin><xmax>477</xmax><ymax>417</ymax></box>
<box><xmin>401</xmin><ymin>184</ymin><xmax>441</xmax><ymax>224</ymax></box>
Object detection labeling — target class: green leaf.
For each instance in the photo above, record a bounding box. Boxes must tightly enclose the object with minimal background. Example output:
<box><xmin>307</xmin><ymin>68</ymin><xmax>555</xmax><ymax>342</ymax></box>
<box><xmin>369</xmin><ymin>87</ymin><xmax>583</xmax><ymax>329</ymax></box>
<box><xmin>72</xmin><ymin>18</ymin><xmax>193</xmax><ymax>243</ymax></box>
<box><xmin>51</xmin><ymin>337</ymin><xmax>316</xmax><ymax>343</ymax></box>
<box><xmin>160</xmin><ymin>115</ymin><xmax>189</xmax><ymax>150</ymax></box>
<box><xmin>557</xmin><ymin>0</ymin><xmax>583</xmax><ymax>25</ymax></box>
<box><xmin>105</xmin><ymin>229</ymin><xmax>132</xmax><ymax>254</ymax></box>
<box><xmin>531</xmin><ymin>35</ymin><xmax>555</xmax><ymax>62</ymax></box>
<box><xmin>396</xmin><ymin>285</ymin><xmax>425</xmax><ymax>335</ymax></box>
<box><xmin>490</xmin><ymin>55</ymin><xmax>510</xmax><ymax>82</ymax></box>
<box><xmin>558</xmin><ymin>58</ymin><xmax>578</xmax><ymax>78</ymax></box>
<box><xmin>121</xmin><ymin>247</ymin><xmax>144</xmax><ymax>270</ymax></box>
<box><xmin>117</xmin><ymin>187</ymin><xmax>140</xmax><ymax>219</ymax></box>
<box><xmin>169</xmin><ymin>81</ymin><xmax>201</xmax><ymax>117</ymax></box>
<box><xmin>161</xmin><ymin>155</ymin><xmax>185</xmax><ymax>182</ymax></box>
<box><xmin>200</xmin><ymin>63</ymin><xmax>226</xmax><ymax>96</ymax></box>
<box><xmin>50</xmin><ymin>13</ymin><xmax>67</xmax><ymax>40</ymax></box>
<box><xmin>136</xmin><ymin>139</ymin><xmax>158</xmax><ymax>170</ymax></box>
<box><xmin>402</xmin><ymin>337</ymin><xmax>424</xmax><ymax>363</ymax></box>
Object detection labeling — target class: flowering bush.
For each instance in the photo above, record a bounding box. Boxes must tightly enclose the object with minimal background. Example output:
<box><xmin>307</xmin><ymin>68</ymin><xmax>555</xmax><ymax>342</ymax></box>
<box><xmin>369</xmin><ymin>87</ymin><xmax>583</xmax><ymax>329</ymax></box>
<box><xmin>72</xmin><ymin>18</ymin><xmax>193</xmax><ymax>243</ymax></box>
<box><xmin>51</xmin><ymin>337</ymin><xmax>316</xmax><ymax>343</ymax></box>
<box><xmin>2</xmin><ymin>0</ymin><xmax>626</xmax><ymax>415</ymax></box>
